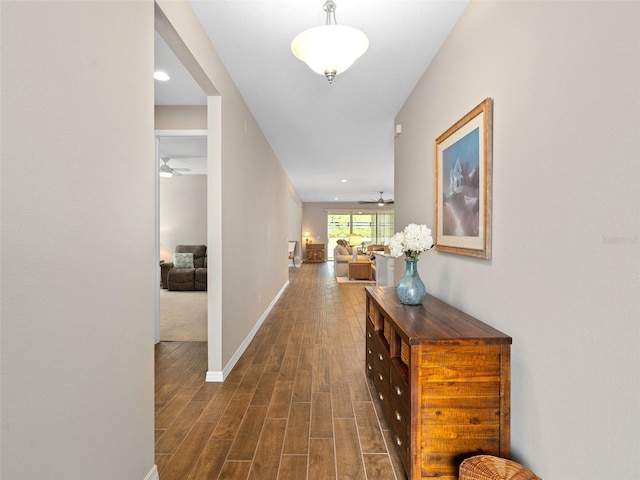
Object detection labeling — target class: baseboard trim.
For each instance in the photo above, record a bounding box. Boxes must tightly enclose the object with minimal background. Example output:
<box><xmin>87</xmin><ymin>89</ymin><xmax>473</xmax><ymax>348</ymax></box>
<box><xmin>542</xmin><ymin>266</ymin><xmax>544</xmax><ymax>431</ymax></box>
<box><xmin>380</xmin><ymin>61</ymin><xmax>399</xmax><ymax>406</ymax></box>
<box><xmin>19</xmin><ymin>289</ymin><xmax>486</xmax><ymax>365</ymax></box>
<box><xmin>205</xmin><ymin>370</ymin><xmax>224</xmax><ymax>382</ymax></box>
<box><xmin>206</xmin><ymin>280</ymin><xmax>290</xmax><ymax>382</ymax></box>
<box><xmin>143</xmin><ymin>465</ymin><xmax>159</xmax><ymax>480</ymax></box>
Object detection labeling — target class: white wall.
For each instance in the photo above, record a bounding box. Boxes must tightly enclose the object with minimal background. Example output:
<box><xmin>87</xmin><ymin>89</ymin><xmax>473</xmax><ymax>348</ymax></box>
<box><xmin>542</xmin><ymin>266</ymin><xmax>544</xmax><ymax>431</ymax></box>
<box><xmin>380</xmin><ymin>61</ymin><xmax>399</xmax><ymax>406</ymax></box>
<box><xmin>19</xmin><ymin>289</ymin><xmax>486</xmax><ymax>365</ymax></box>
<box><xmin>0</xmin><ymin>2</ymin><xmax>156</xmax><ymax>479</ymax></box>
<box><xmin>155</xmin><ymin>1</ymin><xmax>302</xmax><ymax>376</ymax></box>
<box><xmin>155</xmin><ymin>105</ymin><xmax>207</xmax><ymax>130</ymax></box>
<box><xmin>394</xmin><ymin>1</ymin><xmax>640</xmax><ymax>478</ymax></box>
<box><xmin>159</xmin><ymin>175</ymin><xmax>208</xmax><ymax>261</ymax></box>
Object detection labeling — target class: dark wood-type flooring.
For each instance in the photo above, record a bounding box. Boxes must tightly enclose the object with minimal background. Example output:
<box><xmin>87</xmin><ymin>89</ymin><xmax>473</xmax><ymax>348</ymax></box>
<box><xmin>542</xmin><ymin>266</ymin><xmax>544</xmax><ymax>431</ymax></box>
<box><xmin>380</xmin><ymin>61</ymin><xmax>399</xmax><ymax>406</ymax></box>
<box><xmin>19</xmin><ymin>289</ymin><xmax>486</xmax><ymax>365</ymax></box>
<box><xmin>155</xmin><ymin>262</ymin><xmax>407</xmax><ymax>479</ymax></box>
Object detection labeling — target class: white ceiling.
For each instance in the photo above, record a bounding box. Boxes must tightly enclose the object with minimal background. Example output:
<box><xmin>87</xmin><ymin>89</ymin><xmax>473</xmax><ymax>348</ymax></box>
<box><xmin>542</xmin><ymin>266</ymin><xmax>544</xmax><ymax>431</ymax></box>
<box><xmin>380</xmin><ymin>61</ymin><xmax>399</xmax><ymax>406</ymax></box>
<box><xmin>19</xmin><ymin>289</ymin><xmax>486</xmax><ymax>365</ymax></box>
<box><xmin>155</xmin><ymin>0</ymin><xmax>469</xmax><ymax>202</ymax></box>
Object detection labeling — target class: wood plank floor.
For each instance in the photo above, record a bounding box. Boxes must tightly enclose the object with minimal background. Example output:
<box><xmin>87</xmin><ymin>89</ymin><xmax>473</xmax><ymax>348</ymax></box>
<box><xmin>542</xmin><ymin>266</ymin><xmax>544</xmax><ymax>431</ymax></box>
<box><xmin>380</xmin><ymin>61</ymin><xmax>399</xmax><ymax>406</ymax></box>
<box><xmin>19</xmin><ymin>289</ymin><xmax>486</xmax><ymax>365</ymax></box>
<box><xmin>155</xmin><ymin>262</ymin><xmax>407</xmax><ymax>480</ymax></box>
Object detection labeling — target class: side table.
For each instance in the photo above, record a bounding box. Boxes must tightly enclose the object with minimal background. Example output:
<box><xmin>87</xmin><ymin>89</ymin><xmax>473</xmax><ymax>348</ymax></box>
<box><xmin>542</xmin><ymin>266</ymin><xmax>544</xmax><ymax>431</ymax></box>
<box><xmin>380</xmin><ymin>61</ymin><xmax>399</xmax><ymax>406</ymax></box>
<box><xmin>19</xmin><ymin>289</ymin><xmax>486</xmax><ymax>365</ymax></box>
<box><xmin>305</xmin><ymin>243</ymin><xmax>325</xmax><ymax>263</ymax></box>
<box><xmin>348</xmin><ymin>260</ymin><xmax>372</xmax><ymax>280</ymax></box>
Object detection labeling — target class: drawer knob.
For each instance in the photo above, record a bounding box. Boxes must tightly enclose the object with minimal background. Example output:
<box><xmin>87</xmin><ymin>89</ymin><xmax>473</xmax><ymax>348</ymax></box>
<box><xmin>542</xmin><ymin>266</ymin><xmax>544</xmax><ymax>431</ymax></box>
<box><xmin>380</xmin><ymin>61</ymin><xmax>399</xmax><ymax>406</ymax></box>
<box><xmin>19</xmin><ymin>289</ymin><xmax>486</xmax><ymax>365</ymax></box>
<box><xmin>395</xmin><ymin>385</ymin><xmax>403</xmax><ymax>396</ymax></box>
<box><xmin>395</xmin><ymin>410</ymin><xmax>402</xmax><ymax>422</ymax></box>
<box><xmin>378</xmin><ymin>353</ymin><xmax>384</xmax><ymax>361</ymax></box>
<box><xmin>367</xmin><ymin>364</ymin><xmax>372</xmax><ymax>371</ymax></box>
<box><xmin>378</xmin><ymin>392</ymin><xmax>384</xmax><ymax>401</ymax></box>
<box><xmin>395</xmin><ymin>436</ymin><xmax>402</xmax><ymax>447</ymax></box>
<box><xmin>367</xmin><ymin>332</ymin><xmax>372</xmax><ymax>338</ymax></box>
<box><xmin>378</xmin><ymin>373</ymin><xmax>384</xmax><ymax>381</ymax></box>
<box><xmin>367</xmin><ymin>348</ymin><xmax>372</xmax><ymax>355</ymax></box>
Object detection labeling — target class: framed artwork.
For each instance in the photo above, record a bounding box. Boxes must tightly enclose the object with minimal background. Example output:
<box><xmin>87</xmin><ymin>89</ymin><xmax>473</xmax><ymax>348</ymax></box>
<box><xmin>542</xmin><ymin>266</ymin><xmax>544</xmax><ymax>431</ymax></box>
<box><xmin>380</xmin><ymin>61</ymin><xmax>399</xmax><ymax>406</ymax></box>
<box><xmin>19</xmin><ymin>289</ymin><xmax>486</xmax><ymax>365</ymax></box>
<box><xmin>435</xmin><ymin>98</ymin><xmax>493</xmax><ymax>259</ymax></box>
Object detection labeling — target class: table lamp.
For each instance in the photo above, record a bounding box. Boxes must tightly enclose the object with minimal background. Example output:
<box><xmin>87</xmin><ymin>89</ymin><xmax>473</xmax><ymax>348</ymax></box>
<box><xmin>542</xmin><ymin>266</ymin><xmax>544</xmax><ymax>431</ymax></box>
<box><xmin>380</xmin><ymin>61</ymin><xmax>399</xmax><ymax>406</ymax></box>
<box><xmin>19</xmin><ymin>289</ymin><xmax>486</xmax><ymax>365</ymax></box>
<box><xmin>348</xmin><ymin>234</ymin><xmax>361</xmax><ymax>261</ymax></box>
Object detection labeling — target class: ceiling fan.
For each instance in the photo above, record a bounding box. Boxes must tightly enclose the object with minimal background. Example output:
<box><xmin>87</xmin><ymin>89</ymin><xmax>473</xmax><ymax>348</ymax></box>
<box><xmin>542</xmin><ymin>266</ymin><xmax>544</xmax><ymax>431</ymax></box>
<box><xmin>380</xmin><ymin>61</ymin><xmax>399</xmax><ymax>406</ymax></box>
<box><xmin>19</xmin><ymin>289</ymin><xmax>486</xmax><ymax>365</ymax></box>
<box><xmin>358</xmin><ymin>192</ymin><xmax>394</xmax><ymax>206</ymax></box>
<box><xmin>159</xmin><ymin>157</ymin><xmax>191</xmax><ymax>177</ymax></box>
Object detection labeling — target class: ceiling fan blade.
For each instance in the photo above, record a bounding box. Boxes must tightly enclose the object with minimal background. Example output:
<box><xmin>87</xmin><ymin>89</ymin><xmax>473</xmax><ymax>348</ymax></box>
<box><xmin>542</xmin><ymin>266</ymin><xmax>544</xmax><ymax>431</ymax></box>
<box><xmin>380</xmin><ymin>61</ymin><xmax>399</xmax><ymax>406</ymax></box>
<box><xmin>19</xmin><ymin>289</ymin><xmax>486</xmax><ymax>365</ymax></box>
<box><xmin>172</xmin><ymin>168</ymin><xmax>191</xmax><ymax>172</ymax></box>
<box><xmin>165</xmin><ymin>156</ymin><xmax>206</xmax><ymax>161</ymax></box>
<box><xmin>357</xmin><ymin>192</ymin><xmax>393</xmax><ymax>205</ymax></box>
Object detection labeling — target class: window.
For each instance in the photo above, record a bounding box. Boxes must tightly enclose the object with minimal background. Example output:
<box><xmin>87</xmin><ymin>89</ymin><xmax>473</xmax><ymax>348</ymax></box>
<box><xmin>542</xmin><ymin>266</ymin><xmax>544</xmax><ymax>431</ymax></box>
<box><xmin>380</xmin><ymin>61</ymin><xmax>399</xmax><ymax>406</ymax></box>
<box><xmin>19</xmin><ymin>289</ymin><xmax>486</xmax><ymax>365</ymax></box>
<box><xmin>327</xmin><ymin>210</ymin><xmax>394</xmax><ymax>259</ymax></box>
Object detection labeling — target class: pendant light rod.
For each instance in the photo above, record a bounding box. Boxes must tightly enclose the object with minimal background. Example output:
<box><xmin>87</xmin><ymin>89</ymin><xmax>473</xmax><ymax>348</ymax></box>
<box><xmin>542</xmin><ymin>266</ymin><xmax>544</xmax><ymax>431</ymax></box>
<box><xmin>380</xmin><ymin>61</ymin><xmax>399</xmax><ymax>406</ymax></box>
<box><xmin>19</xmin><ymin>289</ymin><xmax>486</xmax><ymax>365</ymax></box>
<box><xmin>323</xmin><ymin>2</ymin><xmax>340</xmax><ymax>84</ymax></box>
<box><xmin>323</xmin><ymin>0</ymin><xmax>337</xmax><ymax>25</ymax></box>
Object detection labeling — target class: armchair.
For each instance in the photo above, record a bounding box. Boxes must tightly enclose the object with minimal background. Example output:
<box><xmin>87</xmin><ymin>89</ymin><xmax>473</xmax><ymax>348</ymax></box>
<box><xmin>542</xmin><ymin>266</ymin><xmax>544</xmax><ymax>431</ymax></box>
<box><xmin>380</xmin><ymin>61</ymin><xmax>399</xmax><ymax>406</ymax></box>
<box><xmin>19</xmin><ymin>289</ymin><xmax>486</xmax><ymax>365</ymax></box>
<box><xmin>160</xmin><ymin>245</ymin><xmax>207</xmax><ymax>291</ymax></box>
<box><xmin>333</xmin><ymin>239</ymin><xmax>373</xmax><ymax>278</ymax></box>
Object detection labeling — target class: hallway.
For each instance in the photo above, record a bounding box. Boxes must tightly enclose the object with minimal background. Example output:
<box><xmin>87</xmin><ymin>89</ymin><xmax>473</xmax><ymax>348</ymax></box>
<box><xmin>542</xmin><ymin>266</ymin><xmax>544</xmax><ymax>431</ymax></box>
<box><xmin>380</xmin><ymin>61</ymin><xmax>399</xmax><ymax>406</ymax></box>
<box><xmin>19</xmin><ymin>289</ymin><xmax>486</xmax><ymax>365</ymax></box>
<box><xmin>154</xmin><ymin>262</ymin><xmax>406</xmax><ymax>479</ymax></box>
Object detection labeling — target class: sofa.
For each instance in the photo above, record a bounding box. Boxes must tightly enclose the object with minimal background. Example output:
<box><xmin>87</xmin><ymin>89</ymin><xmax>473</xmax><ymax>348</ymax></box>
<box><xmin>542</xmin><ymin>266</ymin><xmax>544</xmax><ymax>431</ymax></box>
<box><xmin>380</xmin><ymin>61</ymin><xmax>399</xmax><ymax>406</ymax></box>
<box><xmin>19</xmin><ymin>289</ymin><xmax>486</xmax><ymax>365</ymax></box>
<box><xmin>333</xmin><ymin>239</ymin><xmax>377</xmax><ymax>278</ymax></box>
<box><xmin>160</xmin><ymin>245</ymin><xmax>207</xmax><ymax>291</ymax></box>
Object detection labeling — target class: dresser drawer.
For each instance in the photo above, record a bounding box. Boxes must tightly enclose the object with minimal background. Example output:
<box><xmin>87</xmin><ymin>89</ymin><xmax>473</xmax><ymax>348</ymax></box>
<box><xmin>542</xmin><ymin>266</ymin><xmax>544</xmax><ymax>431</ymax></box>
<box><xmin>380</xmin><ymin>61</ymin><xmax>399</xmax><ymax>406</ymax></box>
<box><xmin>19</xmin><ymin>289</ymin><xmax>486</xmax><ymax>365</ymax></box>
<box><xmin>390</xmin><ymin>362</ymin><xmax>410</xmax><ymax>415</ymax></box>
<box><xmin>374</xmin><ymin>344</ymin><xmax>390</xmax><ymax>372</ymax></box>
<box><xmin>372</xmin><ymin>329</ymin><xmax>390</xmax><ymax>371</ymax></box>
<box><xmin>372</xmin><ymin>371</ymin><xmax>389</xmax><ymax>407</ymax></box>
<box><xmin>372</xmin><ymin>333</ymin><xmax>391</xmax><ymax>419</ymax></box>
<box><xmin>365</xmin><ymin>323</ymin><xmax>376</xmax><ymax>378</ymax></box>
<box><xmin>371</xmin><ymin>358</ymin><xmax>390</xmax><ymax>421</ymax></box>
<box><xmin>389</xmin><ymin>390</ymin><xmax>410</xmax><ymax>437</ymax></box>
<box><xmin>388</xmin><ymin>401</ymin><xmax>410</xmax><ymax>474</ymax></box>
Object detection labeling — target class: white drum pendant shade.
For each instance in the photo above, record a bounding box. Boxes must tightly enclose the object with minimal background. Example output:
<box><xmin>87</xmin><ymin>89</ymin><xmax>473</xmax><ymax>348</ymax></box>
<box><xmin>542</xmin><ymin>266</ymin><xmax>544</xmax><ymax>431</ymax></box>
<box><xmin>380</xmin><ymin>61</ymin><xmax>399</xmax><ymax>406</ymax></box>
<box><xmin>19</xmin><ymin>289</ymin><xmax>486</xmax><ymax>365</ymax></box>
<box><xmin>291</xmin><ymin>24</ymin><xmax>369</xmax><ymax>80</ymax></box>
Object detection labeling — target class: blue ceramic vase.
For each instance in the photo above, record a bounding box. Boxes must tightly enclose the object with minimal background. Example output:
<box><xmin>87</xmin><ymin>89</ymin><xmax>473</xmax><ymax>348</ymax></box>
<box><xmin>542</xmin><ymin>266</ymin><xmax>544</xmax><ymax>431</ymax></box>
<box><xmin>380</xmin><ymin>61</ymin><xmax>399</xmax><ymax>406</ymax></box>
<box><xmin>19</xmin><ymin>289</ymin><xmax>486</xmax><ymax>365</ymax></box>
<box><xmin>396</xmin><ymin>258</ymin><xmax>426</xmax><ymax>305</ymax></box>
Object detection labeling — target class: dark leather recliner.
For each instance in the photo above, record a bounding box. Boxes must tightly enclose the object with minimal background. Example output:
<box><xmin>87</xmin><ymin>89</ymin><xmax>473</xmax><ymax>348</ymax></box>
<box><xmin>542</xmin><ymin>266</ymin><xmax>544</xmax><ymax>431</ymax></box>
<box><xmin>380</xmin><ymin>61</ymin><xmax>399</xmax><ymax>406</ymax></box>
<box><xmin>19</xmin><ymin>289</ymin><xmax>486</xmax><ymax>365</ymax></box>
<box><xmin>160</xmin><ymin>245</ymin><xmax>207</xmax><ymax>291</ymax></box>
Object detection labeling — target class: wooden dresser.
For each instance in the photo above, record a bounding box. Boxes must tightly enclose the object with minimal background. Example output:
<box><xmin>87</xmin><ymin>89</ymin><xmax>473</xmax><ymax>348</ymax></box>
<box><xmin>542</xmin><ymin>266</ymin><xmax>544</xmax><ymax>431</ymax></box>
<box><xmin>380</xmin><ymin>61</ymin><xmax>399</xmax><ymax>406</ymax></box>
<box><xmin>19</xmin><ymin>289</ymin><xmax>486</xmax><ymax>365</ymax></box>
<box><xmin>365</xmin><ymin>286</ymin><xmax>511</xmax><ymax>479</ymax></box>
<box><xmin>305</xmin><ymin>243</ymin><xmax>325</xmax><ymax>263</ymax></box>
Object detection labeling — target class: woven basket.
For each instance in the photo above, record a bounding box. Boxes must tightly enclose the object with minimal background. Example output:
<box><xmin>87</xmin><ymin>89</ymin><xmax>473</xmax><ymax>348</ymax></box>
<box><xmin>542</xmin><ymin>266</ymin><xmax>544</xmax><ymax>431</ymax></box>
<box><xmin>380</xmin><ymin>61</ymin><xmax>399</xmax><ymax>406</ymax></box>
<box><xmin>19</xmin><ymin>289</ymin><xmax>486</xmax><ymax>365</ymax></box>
<box><xmin>459</xmin><ymin>455</ymin><xmax>541</xmax><ymax>480</ymax></box>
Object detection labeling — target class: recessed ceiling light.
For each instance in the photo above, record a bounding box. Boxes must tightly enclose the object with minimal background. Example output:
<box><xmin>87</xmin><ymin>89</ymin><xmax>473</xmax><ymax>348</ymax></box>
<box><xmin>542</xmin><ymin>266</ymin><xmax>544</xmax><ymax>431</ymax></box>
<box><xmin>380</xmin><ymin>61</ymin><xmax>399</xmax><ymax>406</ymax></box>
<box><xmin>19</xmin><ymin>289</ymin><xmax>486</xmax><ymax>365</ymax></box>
<box><xmin>154</xmin><ymin>71</ymin><xmax>170</xmax><ymax>81</ymax></box>
<box><xmin>341</xmin><ymin>179</ymin><xmax>348</xmax><ymax>183</ymax></box>
<box><xmin>334</xmin><ymin>197</ymin><xmax>339</xmax><ymax>201</ymax></box>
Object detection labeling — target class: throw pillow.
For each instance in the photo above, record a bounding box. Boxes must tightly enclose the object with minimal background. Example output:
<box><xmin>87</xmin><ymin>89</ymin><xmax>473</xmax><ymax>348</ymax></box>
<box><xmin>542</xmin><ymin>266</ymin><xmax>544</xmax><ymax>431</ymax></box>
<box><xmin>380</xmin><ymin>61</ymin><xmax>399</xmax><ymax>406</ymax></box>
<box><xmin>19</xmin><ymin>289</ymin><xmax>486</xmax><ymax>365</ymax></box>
<box><xmin>173</xmin><ymin>252</ymin><xmax>194</xmax><ymax>269</ymax></box>
<box><xmin>336</xmin><ymin>246</ymin><xmax>349</xmax><ymax>256</ymax></box>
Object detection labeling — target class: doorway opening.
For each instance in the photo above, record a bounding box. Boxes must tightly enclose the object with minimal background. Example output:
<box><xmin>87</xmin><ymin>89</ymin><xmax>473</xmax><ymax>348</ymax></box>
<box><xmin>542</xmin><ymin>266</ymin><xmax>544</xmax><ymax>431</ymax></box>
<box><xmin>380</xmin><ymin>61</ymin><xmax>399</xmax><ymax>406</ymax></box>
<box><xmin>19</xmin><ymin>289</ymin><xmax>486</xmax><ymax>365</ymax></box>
<box><xmin>156</xmin><ymin>131</ymin><xmax>208</xmax><ymax>343</ymax></box>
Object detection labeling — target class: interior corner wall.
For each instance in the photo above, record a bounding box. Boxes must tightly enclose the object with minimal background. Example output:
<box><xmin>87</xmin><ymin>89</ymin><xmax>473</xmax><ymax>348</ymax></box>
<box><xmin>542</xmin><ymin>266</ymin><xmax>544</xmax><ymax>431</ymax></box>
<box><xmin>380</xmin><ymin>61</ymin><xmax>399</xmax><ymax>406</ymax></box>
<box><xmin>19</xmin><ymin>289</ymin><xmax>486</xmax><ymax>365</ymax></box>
<box><xmin>155</xmin><ymin>0</ymin><xmax>300</xmax><ymax>375</ymax></box>
<box><xmin>301</xmin><ymin>203</ymin><xmax>332</xmax><ymax>257</ymax></box>
<box><xmin>155</xmin><ymin>105</ymin><xmax>207</xmax><ymax>130</ymax></box>
<box><xmin>160</xmin><ymin>176</ymin><xmax>208</xmax><ymax>261</ymax></box>
<box><xmin>1</xmin><ymin>1</ymin><xmax>155</xmax><ymax>479</ymax></box>
<box><xmin>394</xmin><ymin>1</ymin><xmax>640</xmax><ymax>478</ymax></box>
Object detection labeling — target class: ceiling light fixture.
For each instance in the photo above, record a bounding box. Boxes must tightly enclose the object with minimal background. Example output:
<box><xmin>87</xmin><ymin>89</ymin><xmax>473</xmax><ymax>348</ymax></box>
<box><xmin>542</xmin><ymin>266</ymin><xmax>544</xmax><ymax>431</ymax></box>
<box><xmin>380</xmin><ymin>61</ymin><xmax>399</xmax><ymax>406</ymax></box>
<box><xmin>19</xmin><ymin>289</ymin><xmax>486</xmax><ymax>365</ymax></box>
<box><xmin>291</xmin><ymin>0</ymin><xmax>368</xmax><ymax>84</ymax></box>
<box><xmin>154</xmin><ymin>71</ymin><xmax>170</xmax><ymax>81</ymax></box>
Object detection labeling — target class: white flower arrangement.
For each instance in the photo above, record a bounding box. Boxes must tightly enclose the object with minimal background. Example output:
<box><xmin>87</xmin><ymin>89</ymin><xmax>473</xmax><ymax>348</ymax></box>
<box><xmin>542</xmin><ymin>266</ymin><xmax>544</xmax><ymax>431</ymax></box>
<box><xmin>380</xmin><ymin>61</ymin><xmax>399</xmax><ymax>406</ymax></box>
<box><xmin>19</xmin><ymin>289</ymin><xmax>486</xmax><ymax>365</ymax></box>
<box><xmin>387</xmin><ymin>223</ymin><xmax>434</xmax><ymax>260</ymax></box>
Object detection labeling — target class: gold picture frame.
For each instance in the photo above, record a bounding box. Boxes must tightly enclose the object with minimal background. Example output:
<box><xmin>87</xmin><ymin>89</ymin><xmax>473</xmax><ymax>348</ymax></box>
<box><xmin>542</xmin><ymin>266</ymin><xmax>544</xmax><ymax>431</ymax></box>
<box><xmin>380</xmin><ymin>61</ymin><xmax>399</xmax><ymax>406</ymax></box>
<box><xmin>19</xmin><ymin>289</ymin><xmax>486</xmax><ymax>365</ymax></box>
<box><xmin>435</xmin><ymin>98</ymin><xmax>493</xmax><ymax>259</ymax></box>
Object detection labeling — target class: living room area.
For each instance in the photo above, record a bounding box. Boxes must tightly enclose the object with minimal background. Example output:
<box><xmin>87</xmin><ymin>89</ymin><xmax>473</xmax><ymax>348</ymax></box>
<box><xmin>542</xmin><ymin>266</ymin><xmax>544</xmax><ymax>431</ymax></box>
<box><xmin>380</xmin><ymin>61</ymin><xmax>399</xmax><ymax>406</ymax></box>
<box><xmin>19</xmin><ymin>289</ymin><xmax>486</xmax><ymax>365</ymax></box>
<box><xmin>157</xmin><ymin>132</ymin><xmax>208</xmax><ymax>343</ymax></box>
<box><xmin>299</xmin><ymin>203</ymin><xmax>394</xmax><ymax>284</ymax></box>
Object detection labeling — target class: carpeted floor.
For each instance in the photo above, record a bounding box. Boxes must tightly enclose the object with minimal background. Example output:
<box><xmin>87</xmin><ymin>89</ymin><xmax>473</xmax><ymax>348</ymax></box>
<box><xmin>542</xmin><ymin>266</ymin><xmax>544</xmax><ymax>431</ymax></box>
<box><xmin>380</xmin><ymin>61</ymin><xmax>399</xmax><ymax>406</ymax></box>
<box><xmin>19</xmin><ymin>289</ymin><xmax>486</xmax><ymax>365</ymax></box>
<box><xmin>159</xmin><ymin>289</ymin><xmax>207</xmax><ymax>342</ymax></box>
